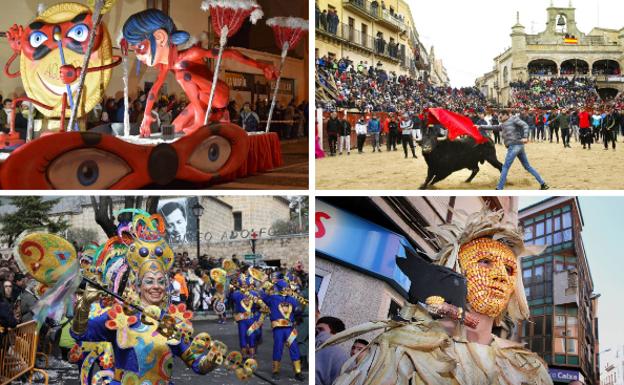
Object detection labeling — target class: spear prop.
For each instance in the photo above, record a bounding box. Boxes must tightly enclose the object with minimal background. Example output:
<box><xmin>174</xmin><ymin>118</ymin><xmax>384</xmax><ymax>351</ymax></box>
<box><xmin>67</xmin><ymin>0</ymin><xmax>117</xmax><ymax>131</ymax></box>
<box><xmin>265</xmin><ymin>17</ymin><xmax>308</xmax><ymax>133</ymax></box>
<box><xmin>201</xmin><ymin>0</ymin><xmax>264</xmax><ymax>126</ymax></box>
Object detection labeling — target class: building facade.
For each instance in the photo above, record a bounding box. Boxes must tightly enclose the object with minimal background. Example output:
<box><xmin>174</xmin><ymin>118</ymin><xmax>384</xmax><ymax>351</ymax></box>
<box><xmin>601</xmin><ymin>346</ymin><xmax>624</xmax><ymax>385</ymax></box>
<box><xmin>428</xmin><ymin>46</ymin><xmax>451</xmax><ymax>86</ymax></box>
<box><xmin>315</xmin><ymin>0</ymin><xmax>432</xmax><ymax>79</ymax></box>
<box><xmin>315</xmin><ymin>196</ymin><xmax>517</xmax><ymax>346</ymax></box>
<box><xmin>476</xmin><ymin>3</ymin><xmax>624</xmax><ymax>106</ymax></box>
<box><xmin>0</xmin><ymin>196</ymin><xmax>307</xmax><ymax>267</ymax></box>
<box><xmin>519</xmin><ymin>197</ymin><xmax>599</xmax><ymax>385</ymax></box>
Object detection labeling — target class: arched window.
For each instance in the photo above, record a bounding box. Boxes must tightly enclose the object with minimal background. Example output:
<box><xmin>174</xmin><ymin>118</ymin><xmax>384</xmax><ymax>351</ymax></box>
<box><xmin>560</xmin><ymin>59</ymin><xmax>589</xmax><ymax>75</ymax></box>
<box><xmin>528</xmin><ymin>59</ymin><xmax>558</xmax><ymax>76</ymax></box>
<box><xmin>503</xmin><ymin>66</ymin><xmax>509</xmax><ymax>85</ymax></box>
<box><xmin>592</xmin><ymin>60</ymin><xmax>621</xmax><ymax>76</ymax></box>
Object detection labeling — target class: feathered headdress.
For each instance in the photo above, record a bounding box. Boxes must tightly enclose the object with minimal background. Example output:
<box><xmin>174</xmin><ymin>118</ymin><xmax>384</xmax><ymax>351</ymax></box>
<box><xmin>427</xmin><ymin>208</ymin><xmax>545</xmax><ymax>325</ymax></box>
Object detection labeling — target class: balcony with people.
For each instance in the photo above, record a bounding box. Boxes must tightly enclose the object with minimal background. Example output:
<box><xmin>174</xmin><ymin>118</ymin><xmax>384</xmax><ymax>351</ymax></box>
<box><xmin>374</xmin><ymin>34</ymin><xmax>401</xmax><ymax>62</ymax></box>
<box><xmin>591</xmin><ymin>59</ymin><xmax>621</xmax><ymax>81</ymax></box>
<box><xmin>560</xmin><ymin>59</ymin><xmax>589</xmax><ymax>76</ymax></box>
<box><xmin>528</xmin><ymin>59</ymin><xmax>558</xmax><ymax>77</ymax></box>
<box><xmin>342</xmin><ymin>0</ymin><xmax>406</xmax><ymax>31</ymax></box>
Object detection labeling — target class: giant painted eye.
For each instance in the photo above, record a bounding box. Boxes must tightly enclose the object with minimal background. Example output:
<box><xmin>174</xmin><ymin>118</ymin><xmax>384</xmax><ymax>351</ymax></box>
<box><xmin>29</xmin><ymin>31</ymin><xmax>48</xmax><ymax>48</ymax></box>
<box><xmin>154</xmin><ymin>247</ymin><xmax>164</xmax><ymax>257</ymax></box>
<box><xmin>187</xmin><ymin>136</ymin><xmax>231</xmax><ymax>173</ymax></box>
<box><xmin>47</xmin><ymin>148</ymin><xmax>131</xmax><ymax>189</ymax></box>
<box><xmin>67</xmin><ymin>24</ymin><xmax>89</xmax><ymax>42</ymax></box>
<box><xmin>139</xmin><ymin>247</ymin><xmax>149</xmax><ymax>257</ymax></box>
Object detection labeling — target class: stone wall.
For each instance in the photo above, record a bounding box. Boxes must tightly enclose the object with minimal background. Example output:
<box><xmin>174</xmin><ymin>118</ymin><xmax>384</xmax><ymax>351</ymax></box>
<box><xmin>173</xmin><ymin>235</ymin><xmax>309</xmax><ymax>269</ymax></box>
<box><xmin>220</xmin><ymin>196</ymin><xmax>291</xmax><ymax>230</ymax></box>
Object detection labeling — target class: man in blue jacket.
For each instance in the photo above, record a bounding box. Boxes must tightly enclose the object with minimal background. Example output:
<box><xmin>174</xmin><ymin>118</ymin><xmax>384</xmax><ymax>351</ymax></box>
<box><xmin>367</xmin><ymin>115</ymin><xmax>382</xmax><ymax>152</ymax></box>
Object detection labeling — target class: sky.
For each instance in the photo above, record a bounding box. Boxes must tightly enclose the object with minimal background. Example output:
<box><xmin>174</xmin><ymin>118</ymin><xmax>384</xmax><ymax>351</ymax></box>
<box><xmin>409</xmin><ymin>0</ymin><xmax>624</xmax><ymax>87</ymax></box>
<box><xmin>519</xmin><ymin>196</ymin><xmax>624</xmax><ymax>355</ymax></box>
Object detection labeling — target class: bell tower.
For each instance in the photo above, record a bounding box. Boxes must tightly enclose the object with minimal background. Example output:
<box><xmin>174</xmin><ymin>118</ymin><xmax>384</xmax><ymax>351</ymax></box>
<box><xmin>545</xmin><ymin>1</ymin><xmax>582</xmax><ymax>37</ymax></box>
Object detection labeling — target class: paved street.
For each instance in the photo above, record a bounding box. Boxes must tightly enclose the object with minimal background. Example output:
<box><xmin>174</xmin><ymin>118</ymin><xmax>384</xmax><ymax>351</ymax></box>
<box><xmin>18</xmin><ymin>316</ymin><xmax>309</xmax><ymax>385</ymax></box>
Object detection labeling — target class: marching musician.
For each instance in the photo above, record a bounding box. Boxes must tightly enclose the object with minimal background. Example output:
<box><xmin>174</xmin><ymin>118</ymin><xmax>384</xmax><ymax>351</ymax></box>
<box><xmin>231</xmin><ymin>274</ymin><xmax>267</xmax><ymax>360</ymax></box>
<box><xmin>261</xmin><ymin>279</ymin><xmax>306</xmax><ymax>381</ymax></box>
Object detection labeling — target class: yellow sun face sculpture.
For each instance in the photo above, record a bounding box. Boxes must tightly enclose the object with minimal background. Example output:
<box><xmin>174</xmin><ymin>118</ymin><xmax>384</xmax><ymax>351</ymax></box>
<box><xmin>19</xmin><ymin>2</ymin><xmax>112</xmax><ymax>118</ymax></box>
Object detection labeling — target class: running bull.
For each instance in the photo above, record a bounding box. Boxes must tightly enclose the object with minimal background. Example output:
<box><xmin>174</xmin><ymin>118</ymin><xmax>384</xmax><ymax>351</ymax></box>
<box><xmin>419</xmin><ymin>125</ymin><xmax>502</xmax><ymax>189</ymax></box>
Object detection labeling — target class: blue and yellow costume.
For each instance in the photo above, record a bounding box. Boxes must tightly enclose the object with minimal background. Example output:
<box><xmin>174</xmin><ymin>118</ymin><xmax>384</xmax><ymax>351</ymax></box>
<box><xmin>231</xmin><ymin>275</ymin><xmax>267</xmax><ymax>359</ymax></box>
<box><xmin>260</xmin><ymin>279</ymin><xmax>305</xmax><ymax>380</ymax></box>
<box><xmin>69</xmin><ymin>210</ymin><xmax>230</xmax><ymax>385</ymax></box>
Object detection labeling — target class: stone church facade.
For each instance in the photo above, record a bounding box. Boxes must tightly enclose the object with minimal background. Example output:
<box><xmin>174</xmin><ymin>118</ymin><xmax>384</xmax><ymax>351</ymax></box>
<box><xmin>476</xmin><ymin>3</ymin><xmax>624</xmax><ymax>106</ymax></box>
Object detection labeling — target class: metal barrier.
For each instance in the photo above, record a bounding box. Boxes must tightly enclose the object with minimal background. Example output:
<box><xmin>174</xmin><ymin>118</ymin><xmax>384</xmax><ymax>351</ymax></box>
<box><xmin>0</xmin><ymin>320</ymin><xmax>49</xmax><ymax>385</ymax></box>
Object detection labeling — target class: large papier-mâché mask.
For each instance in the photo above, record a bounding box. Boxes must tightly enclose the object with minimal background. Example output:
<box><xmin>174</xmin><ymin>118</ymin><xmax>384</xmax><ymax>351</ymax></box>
<box><xmin>458</xmin><ymin>237</ymin><xmax>517</xmax><ymax>318</ymax></box>
<box><xmin>20</xmin><ymin>2</ymin><xmax>112</xmax><ymax>118</ymax></box>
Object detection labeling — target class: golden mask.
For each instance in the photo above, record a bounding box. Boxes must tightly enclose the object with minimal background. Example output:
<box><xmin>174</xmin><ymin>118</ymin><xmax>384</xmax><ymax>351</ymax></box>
<box><xmin>458</xmin><ymin>237</ymin><xmax>517</xmax><ymax>318</ymax></box>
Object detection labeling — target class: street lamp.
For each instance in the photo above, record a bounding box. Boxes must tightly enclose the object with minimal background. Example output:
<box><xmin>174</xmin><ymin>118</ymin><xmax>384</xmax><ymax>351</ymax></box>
<box><xmin>191</xmin><ymin>201</ymin><xmax>204</xmax><ymax>260</ymax></box>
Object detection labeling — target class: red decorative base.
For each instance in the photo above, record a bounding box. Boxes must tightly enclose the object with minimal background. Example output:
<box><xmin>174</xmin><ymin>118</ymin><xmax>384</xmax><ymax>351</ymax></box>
<box><xmin>0</xmin><ymin>124</ymin><xmax>282</xmax><ymax>189</ymax></box>
<box><xmin>225</xmin><ymin>132</ymin><xmax>283</xmax><ymax>180</ymax></box>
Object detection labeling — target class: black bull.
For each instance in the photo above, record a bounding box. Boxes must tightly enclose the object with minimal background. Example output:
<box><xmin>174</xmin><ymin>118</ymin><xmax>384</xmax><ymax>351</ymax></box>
<box><xmin>419</xmin><ymin>126</ymin><xmax>503</xmax><ymax>189</ymax></box>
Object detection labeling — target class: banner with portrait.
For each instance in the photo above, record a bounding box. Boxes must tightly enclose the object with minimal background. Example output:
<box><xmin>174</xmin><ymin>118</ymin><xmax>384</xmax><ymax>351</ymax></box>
<box><xmin>158</xmin><ymin>197</ymin><xmax>199</xmax><ymax>245</ymax></box>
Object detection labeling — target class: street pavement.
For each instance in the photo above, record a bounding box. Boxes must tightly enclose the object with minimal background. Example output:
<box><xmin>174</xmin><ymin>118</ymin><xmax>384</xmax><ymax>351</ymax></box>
<box><xmin>18</xmin><ymin>316</ymin><xmax>309</xmax><ymax>385</ymax></box>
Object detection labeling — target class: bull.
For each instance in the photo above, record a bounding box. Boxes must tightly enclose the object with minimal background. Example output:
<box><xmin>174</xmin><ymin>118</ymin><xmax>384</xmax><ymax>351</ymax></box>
<box><xmin>419</xmin><ymin>125</ymin><xmax>502</xmax><ymax>189</ymax></box>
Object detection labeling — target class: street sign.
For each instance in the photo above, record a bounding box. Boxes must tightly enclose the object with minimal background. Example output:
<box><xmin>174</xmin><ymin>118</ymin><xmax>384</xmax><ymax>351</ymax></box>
<box><xmin>244</xmin><ymin>254</ymin><xmax>263</xmax><ymax>261</ymax></box>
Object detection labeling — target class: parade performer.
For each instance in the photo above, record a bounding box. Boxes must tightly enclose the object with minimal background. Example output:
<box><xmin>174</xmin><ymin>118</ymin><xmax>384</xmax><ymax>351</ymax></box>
<box><xmin>120</xmin><ymin>8</ymin><xmax>276</xmax><ymax>137</ymax></box>
<box><xmin>231</xmin><ymin>274</ymin><xmax>268</xmax><ymax>360</ymax></box>
<box><xmin>68</xmin><ymin>210</ymin><xmax>232</xmax><ymax>385</ymax></box>
<box><xmin>14</xmin><ymin>209</ymin><xmax>258</xmax><ymax>385</ymax></box>
<box><xmin>261</xmin><ymin>279</ymin><xmax>305</xmax><ymax>381</ymax></box>
<box><xmin>320</xmin><ymin>209</ymin><xmax>553</xmax><ymax>385</ymax></box>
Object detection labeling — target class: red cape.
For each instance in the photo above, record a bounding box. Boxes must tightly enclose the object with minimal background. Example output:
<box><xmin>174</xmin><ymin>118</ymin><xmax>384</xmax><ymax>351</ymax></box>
<box><xmin>426</xmin><ymin>108</ymin><xmax>488</xmax><ymax>144</ymax></box>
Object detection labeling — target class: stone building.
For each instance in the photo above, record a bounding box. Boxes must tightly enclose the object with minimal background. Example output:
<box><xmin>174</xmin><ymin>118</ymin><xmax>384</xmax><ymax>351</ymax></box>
<box><xmin>0</xmin><ymin>195</ymin><xmax>307</xmax><ymax>268</ymax></box>
<box><xmin>601</xmin><ymin>345</ymin><xmax>624</xmax><ymax>385</ymax></box>
<box><xmin>315</xmin><ymin>0</ymin><xmax>433</xmax><ymax>80</ymax></box>
<box><xmin>220</xmin><ymin>196</ymin><xmax>292</xmax><ymax>231</ymax></box>
<box><xmin>476</xmin><ymin>3</ymin><xmax>624</xmax><ymax>106</ymax></box>
<box><xmin>428</xmin><ymin>46</ymin><xmax>450</xmax><ymax>86</ymax></box>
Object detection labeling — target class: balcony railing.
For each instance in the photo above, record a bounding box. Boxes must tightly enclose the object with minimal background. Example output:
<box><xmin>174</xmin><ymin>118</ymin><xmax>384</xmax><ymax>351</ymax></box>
<box><xmin>374</xmin><ymin>38</ymin><xmax>402</xmax><ymax>62</ymax></box>
<box><xmin>317</xmin><ymin>22</ymin><xmax>405</xmax><ymax>62</ymax></box>
<box><xmin>378</xmin><ymin>9</ymin><xmax>406</xmax><ymax>31</ymax></box>
<box><xmin>342</xmin><ymin>0</ymin><xmax>378</xmax><ymax>19</ymax></box>
<box><xmin>342</xmin><ymin>0</ymin><xmax>406</xmax><ymax>30</ymax></box>
<box><xmin>317</xmin><ymin>22</ymin><xmax>374</xmax><ymax>52</ymax></box>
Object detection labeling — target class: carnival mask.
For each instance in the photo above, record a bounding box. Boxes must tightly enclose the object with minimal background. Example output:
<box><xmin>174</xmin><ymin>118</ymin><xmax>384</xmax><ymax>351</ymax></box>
<box><xmin>19</xmin><ymin>2</ymin><xmax>112</xmax><ymax>118</ymax></box>
<box><xmin>458</xmin><ymin>237</ymin><xmax>517</xmax><ymax>318</ymax></box>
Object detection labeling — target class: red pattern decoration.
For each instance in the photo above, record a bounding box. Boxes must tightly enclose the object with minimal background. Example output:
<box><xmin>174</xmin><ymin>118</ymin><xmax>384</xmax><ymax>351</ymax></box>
<box><xmin>105</xmin><ymin>303</ymin><xmax>138</xmax><ymax>330</ymax></box>
<box><xmin>266</xmin><ymin>17</ymin><xmax>308</xmax><ymax>52</ymax></box>
<box><xmin>203</xmin><ymin>0</ymin><xmax>262</xmax><ymax>38</ymax></box>
<box><xmin>226</xmin><ymin>133</ymin><xmax>283</xmax><ymax>179</ymax></box>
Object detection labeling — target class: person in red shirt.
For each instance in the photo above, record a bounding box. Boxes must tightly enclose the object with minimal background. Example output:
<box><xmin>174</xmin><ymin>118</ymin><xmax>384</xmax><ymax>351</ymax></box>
<box><xmin>578</xmin><ymin>108</ymin><xmax>592</xmax><ymax>149</ymax></box>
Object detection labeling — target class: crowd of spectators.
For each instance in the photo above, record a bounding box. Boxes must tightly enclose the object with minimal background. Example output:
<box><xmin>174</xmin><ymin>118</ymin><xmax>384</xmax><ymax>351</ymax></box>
<box><xmin>510</xmin><ymin>77</ymin><xmax>599</xmax><ymax>110</ymax></box>
<box><xmin>0</xmin><ymin>91</ymin><xmax>308</xmax><ymax>140</ymax></box>
<box><xmin>316</xmin><ymin>56</ymin><xmax>487</xmax><ymax>115</ymax></box>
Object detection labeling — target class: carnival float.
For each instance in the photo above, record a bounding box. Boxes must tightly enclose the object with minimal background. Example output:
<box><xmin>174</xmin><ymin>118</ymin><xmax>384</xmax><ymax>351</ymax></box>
<box><xmin>0</xmin><ymin>0</ymin><xmax>307</xmax><ymax>189</ymax></box>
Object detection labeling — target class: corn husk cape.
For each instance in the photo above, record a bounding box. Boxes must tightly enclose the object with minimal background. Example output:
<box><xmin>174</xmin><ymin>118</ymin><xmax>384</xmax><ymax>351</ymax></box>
<box><xmin>318</xmin><ymin>208</ymin><xmax>551</xmax><ymax>385</ymax></box>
